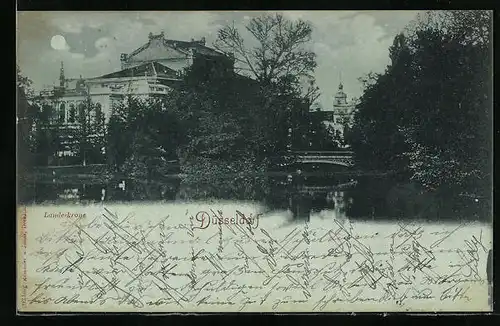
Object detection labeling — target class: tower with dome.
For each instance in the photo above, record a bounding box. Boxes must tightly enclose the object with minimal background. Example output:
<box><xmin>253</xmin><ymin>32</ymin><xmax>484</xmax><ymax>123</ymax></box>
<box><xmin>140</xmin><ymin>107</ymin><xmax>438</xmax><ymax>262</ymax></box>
<box><xmin>310</xmin><ymin>79</ymin><xmax>358</xmax><ymax>148</ymax></box>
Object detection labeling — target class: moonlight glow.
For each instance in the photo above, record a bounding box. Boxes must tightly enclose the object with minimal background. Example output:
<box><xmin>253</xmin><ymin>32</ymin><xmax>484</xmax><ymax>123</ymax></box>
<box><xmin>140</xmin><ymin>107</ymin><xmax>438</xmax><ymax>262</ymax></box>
<box><xmin>50</xmin><ymin>35</ymin><xmax>67</xmax><ymax>50</ymax></box>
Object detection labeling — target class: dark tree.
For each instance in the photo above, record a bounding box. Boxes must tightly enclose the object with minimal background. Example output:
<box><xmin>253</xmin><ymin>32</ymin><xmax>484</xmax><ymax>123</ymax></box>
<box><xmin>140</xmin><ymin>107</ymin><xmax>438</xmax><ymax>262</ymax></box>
<box><xmin>173</xmin><ymin>57</ymin><xmax>270</xmax><ymax>200</ymax></box>
<box><xmin>106</xmin><ymin>95</ymin><xmax>185</xmax><ymax>199</ymax></box>
<box><xmin>349</xmin><ymin>10</ymin><xmax>492</xmax><ymax>203</ymax></box>
<box><xmin>17</xmin><ymin>66</ymin><xmax>37</xmax><ymax>201</ymax></box>
<box><xmin>17</xmin><ymin>66</ymin><xmax>35</xmax><ymax>170</ymax></box>
<box><xmin>68</xmin><ymin>96</ymin><xmax>106</xmax><ymax>165</ymax></box>
<box><xmin>213</xmin><ymin>13</ymin><xmax>317</xmax><ymax>92</ymax></box>
<box><xmin>213</xmin><ymin>13</ymin><xmax>329</xmax><ymax>158</ymax></box>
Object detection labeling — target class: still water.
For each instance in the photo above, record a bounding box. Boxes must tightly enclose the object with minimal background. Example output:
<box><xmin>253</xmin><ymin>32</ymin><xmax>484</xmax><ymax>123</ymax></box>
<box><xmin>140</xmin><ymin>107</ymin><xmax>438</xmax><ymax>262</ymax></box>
<box><xmin>19</xmin><ymin>172</ymin><xmax>490</xmax><ymax>223</ymax></box>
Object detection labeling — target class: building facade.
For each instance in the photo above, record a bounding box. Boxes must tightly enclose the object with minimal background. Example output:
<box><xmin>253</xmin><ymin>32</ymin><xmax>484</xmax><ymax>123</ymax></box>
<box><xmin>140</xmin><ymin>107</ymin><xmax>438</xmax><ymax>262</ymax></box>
<box><xmin>36</xmin><ymin>32</ymin><xmax>229</xmax><ymax>125</ymax></box>
<box><xmin>33</xmin><ymin>32</ymin><xmax>231</xmax><ymax>162</ymax></box>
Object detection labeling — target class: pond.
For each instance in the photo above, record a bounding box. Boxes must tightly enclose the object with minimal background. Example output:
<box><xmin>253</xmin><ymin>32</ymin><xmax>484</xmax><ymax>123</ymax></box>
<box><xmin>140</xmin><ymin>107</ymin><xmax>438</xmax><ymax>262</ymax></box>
<box><xmin>18</xmin><ymin>171</ymin><xmax>491</xmax><ymax>223</ymax></box>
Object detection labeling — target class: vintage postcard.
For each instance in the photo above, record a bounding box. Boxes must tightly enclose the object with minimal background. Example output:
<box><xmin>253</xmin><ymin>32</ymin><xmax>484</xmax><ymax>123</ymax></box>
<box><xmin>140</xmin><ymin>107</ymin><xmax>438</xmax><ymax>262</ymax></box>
<box><xmin>16</xmin><ymin>10</ymin><xmax>493</xmax><ymax>313</ymax></box>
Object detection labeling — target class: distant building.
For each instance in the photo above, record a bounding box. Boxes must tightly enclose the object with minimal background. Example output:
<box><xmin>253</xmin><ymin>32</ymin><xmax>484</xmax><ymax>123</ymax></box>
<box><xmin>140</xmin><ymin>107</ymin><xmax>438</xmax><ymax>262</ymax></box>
<box><xmin>310</xmin><ymin>82</ymin><xmax>358</xmax><ymax>147</ymax></box>
<box><xmin>32</xmin><ymin>32</ymin><xmax>233</xmax><ymax>162</ymax></box>
<box><xmin>35</xmin><ymin>32</ymin><xmax>230</xmax><ymax>125</ymax></box>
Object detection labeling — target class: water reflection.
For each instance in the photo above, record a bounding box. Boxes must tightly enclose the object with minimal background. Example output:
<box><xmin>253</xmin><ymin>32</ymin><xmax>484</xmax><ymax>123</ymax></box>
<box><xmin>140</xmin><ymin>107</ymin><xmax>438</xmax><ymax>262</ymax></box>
<box><xmin>21</xmin><ymin>172</ymin><xmax>490</xmax><ymax>223</ymax></box>
<box><xmin>20</xmin><ymin>182</ymin><xmax>106</xmax><ymax>204</ymax></box>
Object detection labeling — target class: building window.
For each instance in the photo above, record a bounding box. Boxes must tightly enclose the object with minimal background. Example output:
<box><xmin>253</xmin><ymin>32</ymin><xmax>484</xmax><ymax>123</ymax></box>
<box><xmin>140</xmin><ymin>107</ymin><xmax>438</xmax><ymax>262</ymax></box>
<box><xmin>42</xmin><ymin>104</ymin><xmax>53</xmax><ymax>123</ymax></box>
<box><xmin>68</xmin><ymin>104</ymin><xmax>76</xmax><ymax>123</ymax></box>
<box><xmin>95</xmin><ymin>103</ymin><xmax>103</xmax><ymax>123</ymax></box>
<box><xmin>78</xmin><ymin>103</ymin><xmax>86</xmax><ymax>121</ymax></box>
<box><xmin>59</xmin><ymin>103</ymin><xmax>66</xmax><ymax>123</ymax></box>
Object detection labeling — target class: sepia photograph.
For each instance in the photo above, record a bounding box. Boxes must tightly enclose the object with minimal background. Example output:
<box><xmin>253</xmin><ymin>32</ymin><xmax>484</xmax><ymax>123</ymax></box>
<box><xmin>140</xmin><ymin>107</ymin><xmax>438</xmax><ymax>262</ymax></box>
<box><xmin>16</xmin><ymin>10</ymin><xmax>493</xmax><ymax>313</ymax></box>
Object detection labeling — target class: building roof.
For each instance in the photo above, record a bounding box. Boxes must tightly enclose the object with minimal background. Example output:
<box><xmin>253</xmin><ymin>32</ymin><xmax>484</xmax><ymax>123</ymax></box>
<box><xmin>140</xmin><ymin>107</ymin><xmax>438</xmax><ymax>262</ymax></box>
<box><xmin>163</xmin><ymin>38</ymin><xmax>223</xmax><ymax>57</ymax></box>
<box><xmin>91</xmin><ymin>61</ymin><xmax>179</xmax><ymax>80</ymax></box>
<box><xmin>37</xmin><ymin>84</ymin><xmax>88</xmax><ymax>99</ymax></box>
<box><xmin>123</xmin><ymin>32</ymin><xmax>224</xmax><ymax>64</ymax></box>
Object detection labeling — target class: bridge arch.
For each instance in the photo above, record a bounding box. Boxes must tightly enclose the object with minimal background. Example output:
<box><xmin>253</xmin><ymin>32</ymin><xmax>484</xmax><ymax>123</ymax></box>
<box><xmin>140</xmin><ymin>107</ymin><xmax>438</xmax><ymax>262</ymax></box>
<box><xmin>296</xmin><ymin>159</ymin><xmax>352</xmax><ymax>167</ymax></box>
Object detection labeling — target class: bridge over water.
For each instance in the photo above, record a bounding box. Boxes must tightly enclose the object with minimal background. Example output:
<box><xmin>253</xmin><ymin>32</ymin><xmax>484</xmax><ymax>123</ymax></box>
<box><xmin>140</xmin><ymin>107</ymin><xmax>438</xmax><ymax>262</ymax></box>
<box><xmin>292</xmin><ymin>150</ymin><xmax>354</xmax><ymax>167</ymax></box>
<box><xmin>25</xmin><ymin>150</ymin><xmax>355</xmax><ymax>185</ymax></box>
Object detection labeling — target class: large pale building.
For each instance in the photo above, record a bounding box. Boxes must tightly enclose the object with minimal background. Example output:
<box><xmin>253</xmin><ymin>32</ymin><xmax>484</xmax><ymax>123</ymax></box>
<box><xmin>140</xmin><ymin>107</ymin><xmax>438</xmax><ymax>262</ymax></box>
<box><xmin>36</xmin><ymin>32</ymin><xmax>230</xmax><ymax>124</ymax></box>
<box><xmin>33</xmin><ymin>32</ymin><xmax>232</xmax><ymax>163</ymax></box>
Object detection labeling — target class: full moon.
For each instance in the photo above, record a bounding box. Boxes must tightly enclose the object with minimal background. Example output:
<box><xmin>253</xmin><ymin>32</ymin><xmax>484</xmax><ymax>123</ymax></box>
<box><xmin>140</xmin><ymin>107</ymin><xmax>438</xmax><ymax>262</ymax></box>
<box><xmin>50</xmin><ymin>35</ymin><xmax>67</xmax><ymax>50</ymax></box>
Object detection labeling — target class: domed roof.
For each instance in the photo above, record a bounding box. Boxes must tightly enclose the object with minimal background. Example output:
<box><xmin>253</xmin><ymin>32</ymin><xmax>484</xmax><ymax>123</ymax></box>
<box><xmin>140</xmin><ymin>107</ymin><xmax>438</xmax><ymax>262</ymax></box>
<box><xmin>335</xmin><ymin>83</ymin><xmax>346</xmax><ymax>97</ymax></box>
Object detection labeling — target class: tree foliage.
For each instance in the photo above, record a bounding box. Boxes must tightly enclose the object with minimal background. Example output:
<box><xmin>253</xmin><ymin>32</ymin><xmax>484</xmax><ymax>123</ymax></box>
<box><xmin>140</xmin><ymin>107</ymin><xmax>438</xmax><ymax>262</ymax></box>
<box><xmin>69</xmin><ymin>96</ymin><xmax>106</xmax><ymax>165</ymax></box>
<box><xmin>105</xmin><ymin>14</ymin><xmax>334</xmax><ymax>201</ymax></box>
<box><xmin>349</xmin><ymin>10</ymin><xmax>492</xmax><ymax>196</ymax></box>
<box><xmin>214</xmin><ymin>13</ymin><xmax>319</xmax><ymax>101</ymax></box>
<box><xmin>107</xmin><ymin>95</ymin><xmax>183</xmax><ymax>180</ymax></box>
<box><xmin>174</xmin><ymin>56</ymin><xmax>271</xmax><ymax>199</ymax></box>
<box><xmin>29</xmin><ymin>103</ymin><xmax>65</xmax><ymax>166</ymax></box>
<box><xmin>17</xmin><ymin>66</ymin><xmax>35</xmax><ymax>170</ymax></box>
<box><xmin>17</xmin><ymin>66</ymin><xmax>37</xmax><ymax>201</ymax></box>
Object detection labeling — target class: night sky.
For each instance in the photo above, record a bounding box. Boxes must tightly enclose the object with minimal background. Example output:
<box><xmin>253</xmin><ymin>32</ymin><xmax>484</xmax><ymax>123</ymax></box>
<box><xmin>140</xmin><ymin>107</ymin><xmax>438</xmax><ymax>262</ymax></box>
<box><xmin>17</xmin><ymin>11</ymin><xmax>421</xmax><ymax>109</ymax></box>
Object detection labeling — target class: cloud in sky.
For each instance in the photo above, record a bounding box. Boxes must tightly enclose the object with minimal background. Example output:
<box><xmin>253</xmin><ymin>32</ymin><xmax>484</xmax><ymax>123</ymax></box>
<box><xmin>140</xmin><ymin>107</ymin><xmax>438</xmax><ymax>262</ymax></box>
<box><xmin>17</xmin><ymin>11</ymin><xmax>421</xmax><ymax>109</ymax></box>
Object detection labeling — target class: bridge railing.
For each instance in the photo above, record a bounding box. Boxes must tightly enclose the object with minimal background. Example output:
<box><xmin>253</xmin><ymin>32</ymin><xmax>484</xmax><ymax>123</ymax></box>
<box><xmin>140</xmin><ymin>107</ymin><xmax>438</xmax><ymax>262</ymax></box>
<box><xmin>32</xmin><ymin>164</ymin><xmax>109</xmax><ymax>174</ymax></box>
<box><xmin>293</xmin><ymin>150</ymin><xmax>354</xmax><ymax>156</ymax></box>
